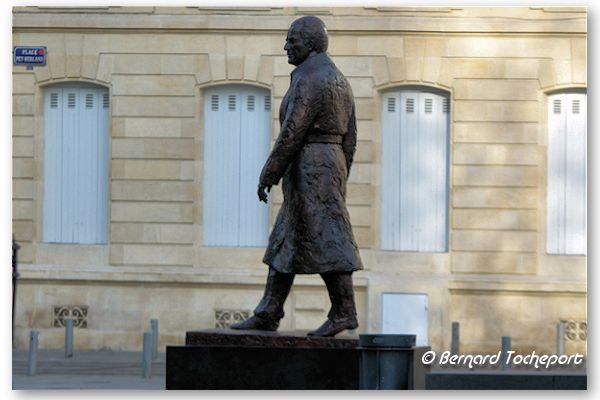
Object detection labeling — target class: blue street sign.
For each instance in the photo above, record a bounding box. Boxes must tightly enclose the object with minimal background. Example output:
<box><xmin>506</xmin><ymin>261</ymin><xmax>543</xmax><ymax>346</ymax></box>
<box><xmin>14</xmin><ymin>47</ymin><xmax>47</xmax><ymax>66</ymax></box>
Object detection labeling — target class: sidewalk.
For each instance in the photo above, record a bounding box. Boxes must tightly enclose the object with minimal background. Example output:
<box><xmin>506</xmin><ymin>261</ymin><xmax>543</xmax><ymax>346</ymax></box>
<box><xmin>12</xmin><ymin>350</ymin><xmax>165</xmax><ymax>390</ymax></box>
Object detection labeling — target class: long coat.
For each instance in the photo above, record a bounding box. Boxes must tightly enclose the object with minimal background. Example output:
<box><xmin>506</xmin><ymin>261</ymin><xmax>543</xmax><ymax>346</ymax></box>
<box><xmin>259</xmin><ymin>52</ymin><xmax>364</xmax><ymax>274</ymax></box>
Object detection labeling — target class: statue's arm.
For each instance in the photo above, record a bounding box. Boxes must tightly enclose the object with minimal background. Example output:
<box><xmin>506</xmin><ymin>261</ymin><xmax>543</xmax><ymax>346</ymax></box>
<box><xmin>259</xmin><ymin>79</ymin><xmax>318</xmax><ymax>187</ymax></box>
<box><xmin>342</xmin><ymin>102</ymin><xmax>357</xmax><ymax>177</ymax></box>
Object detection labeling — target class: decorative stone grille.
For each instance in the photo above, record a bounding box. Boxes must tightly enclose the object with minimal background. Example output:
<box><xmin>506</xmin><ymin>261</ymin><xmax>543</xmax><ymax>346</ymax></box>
<box><xmin>53</xmin><ymin>305</ymin><xmax>88</xmax><ymax>328</ymax></box>
<box><xmin>215</xmin><ymin>309</ymin><xmax>250</xmax><ymax>329</ymax></box>
<box><xmin>561</xmin><ymin>319</ymin><xmax>587</xmax><ymax>341</ymax></box>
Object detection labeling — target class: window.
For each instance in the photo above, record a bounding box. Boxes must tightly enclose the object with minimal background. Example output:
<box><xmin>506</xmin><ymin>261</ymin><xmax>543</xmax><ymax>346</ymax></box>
<box><xmin>43</xmin><ymin>84</ymin><xmax>109</xmax><ymax>244</ymax></box>
<box><xmin>381</xmin><ymin>89</ymin><xmax>450</xmax><ymax>251</ymax></box>
<box><xmin>203</xmin><ymin>85</ymin><xmax>271</xmax><ymax>247</ymax></box>
<box><xmin>547</xmin><ymin>92</ymin><xmax>587</xmax><ymax>255</ymax></box>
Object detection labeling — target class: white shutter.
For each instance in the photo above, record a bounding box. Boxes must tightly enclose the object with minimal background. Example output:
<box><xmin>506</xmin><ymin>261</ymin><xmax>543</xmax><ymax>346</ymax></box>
<box><xmin>203</xmin><ymin>85</ymin><xmax>270</xmax><ymax>247</ymax></box>
<box><xmin>547</xmin><ymin>93</ymin><xmax>587</xmax><ymax>255</ymax></box>
<box><xmin>381</xmin><ymin>89</ymin><xmax>449</xmax><ymax>251</ymax></box>
<box><xmin>43</xmin><ymin>85</ymin><xmax>109</xmax><ymax>244</ymax></box>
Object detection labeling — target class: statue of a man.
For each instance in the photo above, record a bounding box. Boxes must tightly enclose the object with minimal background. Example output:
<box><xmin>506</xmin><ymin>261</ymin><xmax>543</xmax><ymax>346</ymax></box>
<box><xmin>231</xmin><ymin>15</ymin><xmax>363</xmax><ymax>337</ymax></box>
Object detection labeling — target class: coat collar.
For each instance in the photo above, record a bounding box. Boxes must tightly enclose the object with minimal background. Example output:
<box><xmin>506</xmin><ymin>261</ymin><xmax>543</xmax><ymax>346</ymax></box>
<box><xmin>291</xmin><ymin>52</ymin><xmax>330</xmax><ymax>79</ymax></box>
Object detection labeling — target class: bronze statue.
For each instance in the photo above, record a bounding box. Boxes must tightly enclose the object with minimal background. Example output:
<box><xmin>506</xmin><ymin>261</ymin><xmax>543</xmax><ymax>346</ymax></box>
<box><xmin>231</xmin><ymin>15</ymin><xmax>363</xmax><ymax>337</ymax></box>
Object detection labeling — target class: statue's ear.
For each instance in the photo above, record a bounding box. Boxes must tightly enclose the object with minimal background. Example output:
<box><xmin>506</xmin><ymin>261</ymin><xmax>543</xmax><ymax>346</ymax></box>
<box><xmin>305</xmin><ymin>40</ymin><xmax>315</xmax><ymax>52</ymax></box>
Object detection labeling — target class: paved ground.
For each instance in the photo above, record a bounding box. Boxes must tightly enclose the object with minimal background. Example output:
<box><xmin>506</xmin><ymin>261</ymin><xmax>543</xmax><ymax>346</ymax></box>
<box><xmin>12</xmin><ymin>350</ymin><xmax>166</xmax><ymax>390</ymax></box>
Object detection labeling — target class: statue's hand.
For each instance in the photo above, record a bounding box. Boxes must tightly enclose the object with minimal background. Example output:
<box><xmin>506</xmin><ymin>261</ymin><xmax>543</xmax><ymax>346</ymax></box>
<box><xmin>258</xmin><ymin>184</ymin><xmax>271</xmax><ymax>203</ymax></box>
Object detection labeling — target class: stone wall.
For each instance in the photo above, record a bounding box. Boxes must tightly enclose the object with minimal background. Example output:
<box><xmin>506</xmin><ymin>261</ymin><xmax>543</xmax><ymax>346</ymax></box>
<box><xmin>12</xmin><ymin>6</ymin><xmax>587</xmax><ymax>355</ymax></box>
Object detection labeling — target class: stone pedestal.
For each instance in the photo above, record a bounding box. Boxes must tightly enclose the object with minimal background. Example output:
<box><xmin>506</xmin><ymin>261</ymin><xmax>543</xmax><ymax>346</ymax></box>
<box><xmin>166</xmin><ymin>329</ymin><xmax>359</xmax><ymax>390</ymax></box>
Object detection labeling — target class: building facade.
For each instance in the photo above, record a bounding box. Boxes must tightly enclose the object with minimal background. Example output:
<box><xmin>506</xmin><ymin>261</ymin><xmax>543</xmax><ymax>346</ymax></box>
<box><xmin>12</xmin><ymin>6</ymin><xmax>587</xmax><ymax>355</ymax></box>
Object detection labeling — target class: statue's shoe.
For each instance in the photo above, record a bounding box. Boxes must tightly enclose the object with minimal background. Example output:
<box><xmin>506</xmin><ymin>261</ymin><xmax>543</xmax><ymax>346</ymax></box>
<box><xmin>230</xmin><ymin>315</ymin><xmax>279</xmax><ymax>331</ymax></box>
<box><xmin>307</xmin><ymin>318</ymin><xmax>358</xmax><ymax>337</ymax></box>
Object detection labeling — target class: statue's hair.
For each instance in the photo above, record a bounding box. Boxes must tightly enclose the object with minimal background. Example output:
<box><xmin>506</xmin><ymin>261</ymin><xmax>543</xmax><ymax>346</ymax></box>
<box><xmin>290</xmin><ymin>16</ymin><xmax>328</xmax><ymax>53</ymax></box>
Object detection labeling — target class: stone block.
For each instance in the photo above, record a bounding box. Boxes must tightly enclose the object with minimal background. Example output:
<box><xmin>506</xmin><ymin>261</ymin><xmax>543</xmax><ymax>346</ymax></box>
<box><xmin>347</xmin><ymin>77</ymin><xmax>374</xmax><ymax>98</ymax></box>
<box><xmin>405</xmin><ymin>58</ymin><xmax>423</xmax><ymax>81</ymax></box>
<box><xmin>113</xmin><ymin>54</ymin><xmax>161</xmax><ymax>74</ymax></box>
<box><xmin>571</xmin><ymin>37</ymin><xmax>586</xmax><ymax>84</ymax></box>
<box><xmin>81</xmin><ymin>54</ymin><xmax>98</xmax><ymax>80</ymax></box>
<box><xmin>453</xmin><ymin>209</ymin><xmax>537</xmax><ymax>230</ymax></box>
<box><xmin>572</xmin><ymin>57</ymin><xmax>586</xmax><ymax>84</ymax></box>
<box><xmin>453</xmin><ymin>144</ymin><xmax>539</xmax><ymax>165</ymax></box>
<box><xmin>371</xmin><ymin>56</ymin><xmax>390</xmax><ymax>86</ymax></box>
<box><xmin>348</xmin><ymin>163</ymin><xmax>372</xmax><ymax>184</ymax></box>
<box><xmin>243</xmin><ymin>55</ymin><xmax>261</xmax><ymax>82</ymax></box>
<box><xmin>453</xmin><ymin>165</ymin><xmax>537</xmax><ymax>187</ymax></box>
<box><xmin>348</xmin><ymin>205</ymin><xmax>371</xmax><ymax>227</ymax></box>
<box><xmin>354</xmin><ymin>226</ymin><xmax>373</xmax><ymax>248</ymax></box>
<box><xmin>331</xmin><ymin>56</ymin><xmax>372</xmax><ymax>77</ymax></box>
<box><xmin>13</xmin><ymin>220</ymin><xmax>34</xmax><ymax>242</ymax></box>
<box><xmin>538</xmin><ymin>59</ymin><xmax>556</xmax><ymax>89</ymax></box>
<box><xmin>453</xmin><ymin>100</ymin><xmax>539</xmax><ymax>122</ymax></box>
<box><xmin>13</xmin><ymin>116</ymin><xmax>35</xmax><ymax>137</ymax></box>
<box><xmin>13</xmin><ymin>94</ymin><xmax>34</xmax><ymax>116</ymax></box>
<box><xmin>13</xmin><ymin>158</ymin><xmax>34</xmax><ymax>178</ymax></box>
<box><xmin>257</xmin><ymin>56</ymin><xmax>274</xmax><ymax>86</ymax></box>
<box><xmin>226</xmin><ymin>55</ymin><xmax>244</xmax><ymax>80</ymax></box>
<box><xmin>554</xmin><ymin>58</ymin><xmax>572</xmax><ymax>85</ymax></box>
<box><xmin>110</xmin><ymin>222</ymin><xmax>194</xmax><ymax>244</ymax></box>
<box><xmin>504</xmin><ymin>59</ymin><xmax>540</xmax><ymax>79</ymax></box>
<box><xmin>354</xmin><ymin>141</ymin><xmax>373</xmax><ymax>163</ymax></box>
<box><xmin>293</xmin><ymin>291</ymin><xmax>328</xmax><ymax>311</ymax></box>
<box><xmin>112</xmin><ymin>96</ymin><xmax>194</xmax><ymax>117</ymax></box>
<box><xmin>209</xmin><ymin>53</ymin><xmax>227</xmax><ymax>81</ymax></box>
<box><xmin>111</xmin><ymin>160</ymin><xmax>194</xmax><ymax>180</ymax></box>
<box><xmin>13</xmin><ymin>200</ymin><xmax>33</xmax><ymax>220</ymax></box>
<box><xmin>111</xmin><ymin>180</ymin><xmax>194</xmax><ymax>202</ymax></box>
<box><xmin>272</xmin><ymin>76</ymin><xmax>289</xmax><ymax>97</ymax></box>
<box><xmin>115</xmin><ymin>244</ymin><xmax>194</xmax><ymax>266</ymax></box>
<box><xmin>96</xmin><ymin>54</ymin><xmax>114</xmax><ymax>83</ymax></box>
<box><xmin>452</xmin><ymin>187</ymin><xmax>538</xmax><ymax>209</ymax></box>
<box><xmin>65</xmin><ymin>54</ymin><xmax>81</xmax><ymax>79</ymax></box>
<box><xmin>112</xmin><ymin>138</ymin><xmax>195</xmax><ymax>159</ymax></box>
<box><xmin>35</xmin><ymin>243</ymin><xmax>107</xmax><ymax>267</ymax></box>
<box><xmin>111</xmin><ymin>202</ymin><xmax>193</xmax><ymax>223</ymax></box>
<box><xmin>12</xmin><ymin>73</ymin><xmax>35</xmax><ymax>95</ymax></box>
<box><xmin>357</xmin><ymin>36</ymin><xmax>404</xmax><ymax>56</ymax></box>
<box><xmin>347</xmin><ymin>184</ymin><xmax>373</xmax><ymax>206</ymax></box>
<box><xmin>451</xmin><ymin>252</ymin><xmax>537</xmax><ymax>274</ymax></box>
<box><xmin>446</xmin><ymin>37</ymin><xmax>571</xmax><ymax>59</ymax></box>
<box><xmin>225</xmin><ymin>35</ymin><xmax>246</xmax><ymax>56</ymax></box>
<box><xmin>118</xmin><ymin>117</ymin><xmax>192</xmax><ymax>138</ymax></box>
<box><xmin>454</xmin><ymin>79</ymin><xmax>539</xmax><ymax>101</ymax></box>
<box><xmin>355</xmin><ymin>98</ymin><xmax>375</xmax><ymax>120</ymax></box>
<box><xmin>422</xmin><ymin>57</ymin><xmax>442</xmax><ymax>84</ymax></box>
<box><xmin>33</xmin><ymin>64</ymin><xmax>52</xmax><ymax>83</ymax></box>
<box><xmin>194</xmin><ymin>54</ymin><xmax>211</xmax><ymax>84</ymax></box>
<box><xmin>452</xmin><ymin>230</ymin><xmax>537</xmax><ymax>252</ymax></box>
<box><xmin>15</xmin><ymin>241</ymin><xmax>32</xmax><ymax>262</ymax></box>
<box><xmin>13</xmin><ymin>137</ymin><xmax>34</xmax><ymax>157</ymax></box>
<box><xmin>329</xmin><ymin>36</ymin><xmax>358</xmax><ymax>55</ymax></box>
<box><xmin>112</xmin><ymin>75</ymin><xmax>196</xmax><ymax>96</ymax></box>
<box><xmin>356</xmin><ymin>120</ymin><xmax>377</xmax><ymax>141</ymax></box>
<box><xmin>424</xmin><ymin>38</ymin><xmax>447</xmax><ymax>57</ymax></box>
<box><xmin>453</xmin><ymin>122</ymin><xmax>538</xmax><ymax>144</ymax></box>
<box><xmin>387</xmin><ymin>57</ymin><xmax>405</xmax><ymax>83</ymax></box>
<box><xmin>13</xmin><ymin>179</ymin><xmax>33</xmax><ymax>199</ymax></box>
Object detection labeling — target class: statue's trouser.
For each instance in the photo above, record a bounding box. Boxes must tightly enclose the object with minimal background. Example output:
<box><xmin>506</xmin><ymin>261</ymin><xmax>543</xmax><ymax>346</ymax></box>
<box><xmin>254</xmin><ymin>267</ymin><xmax>357</xmax><ymax>324</ymax></box>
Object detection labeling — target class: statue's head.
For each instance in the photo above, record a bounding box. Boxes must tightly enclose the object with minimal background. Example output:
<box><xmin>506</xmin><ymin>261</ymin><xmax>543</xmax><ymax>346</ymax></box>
<box><xmin>284</xmin><ymin>15</ymin><xmax>328</xmax><ymax>66</ymax></box>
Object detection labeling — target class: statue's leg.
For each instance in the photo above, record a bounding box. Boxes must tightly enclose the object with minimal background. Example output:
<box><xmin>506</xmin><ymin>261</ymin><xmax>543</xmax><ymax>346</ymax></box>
<box><xmin>230</xmin><ymin>267</ymin><xmax>294</xmax><ymax>331</ymax></box>
<box><xmin>308</xmin><ymin>272</ymin><xmax>359</xmax><ymax>337</ymax></box>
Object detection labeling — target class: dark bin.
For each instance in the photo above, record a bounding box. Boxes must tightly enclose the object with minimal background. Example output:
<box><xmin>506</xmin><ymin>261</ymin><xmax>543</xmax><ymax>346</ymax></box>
<box><xmin>358</xmin><ymin>334</ymin><xmax>429</xmax><ymax>390</ymax></box>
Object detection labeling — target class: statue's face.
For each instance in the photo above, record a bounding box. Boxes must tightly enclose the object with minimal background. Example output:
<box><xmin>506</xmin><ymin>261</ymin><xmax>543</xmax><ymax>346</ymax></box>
<box><xmin>284</xmin><ymin>27</ymin><xmax>311</xmax><ymax>66</ymax></box>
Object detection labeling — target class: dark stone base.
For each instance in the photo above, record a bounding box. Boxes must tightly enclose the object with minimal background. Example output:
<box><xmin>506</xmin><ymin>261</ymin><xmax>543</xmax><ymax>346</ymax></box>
<box><xmin>166</xmin><ymin>329</ymin><xmax>359</xmax><ymax>390</ymax></box>
<box><xmin>426</xmin><ymin>371</ymin><xmax>587</xmax><ymax>390</ymax></box>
